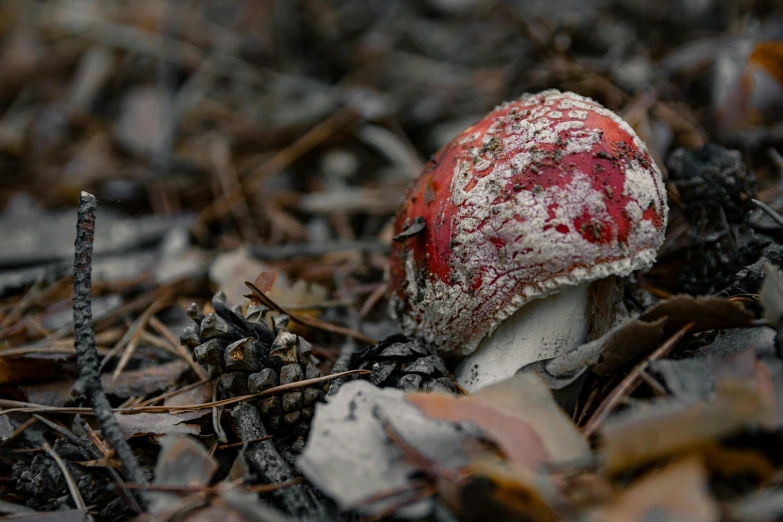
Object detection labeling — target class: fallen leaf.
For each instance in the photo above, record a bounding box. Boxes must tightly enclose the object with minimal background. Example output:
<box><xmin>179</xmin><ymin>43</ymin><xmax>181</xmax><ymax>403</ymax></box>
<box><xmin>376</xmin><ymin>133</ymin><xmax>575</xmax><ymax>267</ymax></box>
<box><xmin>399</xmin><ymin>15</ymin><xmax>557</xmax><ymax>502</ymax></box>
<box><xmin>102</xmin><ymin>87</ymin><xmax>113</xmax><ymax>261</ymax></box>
<box><xmin>182</xmin><ymin>504</ymin><xmax>250</xmax><ymax>522</ymax></box>
<box><xmin>21</xmin><ymin>379</ymin><xmax>75</xmax><ymax>407</ymax></box>
<box><xmin>268</xmin><ymin>278</ymin><xmax>329</xmax><ymax>320</ymax></box>
<box><xmin>149</xmin><ymin>434</ymin><xmax>217</xmax><ymax>513</ymax></box>
<box><xmin>650</xmin><ymin>346</ymin><xmax>760</xmax><ymax>404</ymax></box>
<box><xmin>639</xmin><ymin>295</ymin><xmax>755</xmax><ymax>335</ymax></box>
<box><xmin>693</xmin><ymin>327</ymin><xmax>776</xmax><ymax>359</ymax></box>
<box><xmin>210</xmin><ymin>248</ymin><xmax>285</xmax><ymax>305</ymax></box>
<box><xmin>115</xmin><ymin>411</ymin><xmax>207</xmax><ymax>439</ymax></box>
<box><xmin>298</xmin><ymin>380</ymin><xmax>479</xmax><ymax>516</ymax></box>
<box><xmin>589</xmin><ymin>457</ymin><xmax>718</xmax><ymax>522</ymax></box>
<box><xmin>544</xmin><ymin>295</ymin><xmax>753</xmax><ymax>382</ymax></box>
<box><xmin>0</xmin><ymin>357</ymin><xmax>66</xmax><ymax>385</ymax></box>
<box><xmin>0</xmin><ymin>416</ymin><xmax>14</xmax><ymax>440</ymax></box>
<box><xmin>5</xmin><ymin>511</ymin><xmax>89</xmax><ymax>522</ymax></box>
<box><xmin>102</xmin><ymin>360</ymin><xmax>190</xmax><ymax>399</ymax></box>
<box><xmin>714</xmin><ymin>40</ymin><xmax>783</xmax><ymax>132</ymax></box>
<box><xmin>760</xmin><ymin>263</ymin><xmax>783</xmax><ymax>325</ymax></box>
<box><xmin>407</xmin><ymin>372</ymin><xmax>590</xmax><ymax>473</ymax></box>
<box><xmin>748</xmin><ymin>42</ymin><xmax>783</xmax><ymax>87</ymax></box>
<box><xmin>729</xmin><ymin>488</ymin><xmax>783</xmax><ymax>522</ymax></box>
<box><xmin>253</xmin><ymin>270</ymin><xmax>277</xmax><ymax>294</ymax></box>
<box><xmin>162</xmin><ymin>381</ymin><xmax>214</xmax><ymax>407</ymax></box>
<box><xmin>600</xmin><ymin>380</ymin><xmax>768</xmax><ymax>474</ymax></box>
<box><xmin>442</xmin><ymin>458</ymin><xmax>560</xmax><ymax>522</ymax></box>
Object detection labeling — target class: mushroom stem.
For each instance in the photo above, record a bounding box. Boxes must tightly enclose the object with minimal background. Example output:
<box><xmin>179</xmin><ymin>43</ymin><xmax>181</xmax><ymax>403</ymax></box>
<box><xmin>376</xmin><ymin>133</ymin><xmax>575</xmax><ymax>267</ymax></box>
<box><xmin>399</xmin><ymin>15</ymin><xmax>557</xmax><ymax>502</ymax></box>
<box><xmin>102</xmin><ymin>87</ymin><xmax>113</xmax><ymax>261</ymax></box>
<box><xmin>455</xmin><ymin>279</ymin><xmax>623</xmax><ymax>392</ymax></box>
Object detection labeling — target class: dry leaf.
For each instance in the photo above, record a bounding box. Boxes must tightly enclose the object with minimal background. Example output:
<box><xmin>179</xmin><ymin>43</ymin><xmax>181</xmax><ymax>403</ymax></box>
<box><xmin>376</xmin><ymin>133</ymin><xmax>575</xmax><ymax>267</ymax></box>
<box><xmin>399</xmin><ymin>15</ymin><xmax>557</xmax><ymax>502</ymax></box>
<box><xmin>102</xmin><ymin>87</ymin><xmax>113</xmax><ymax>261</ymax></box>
<box><xmin>149</xmin><ymin>434</ymin><xmax>218</xmax><ymax>513</ymax></box>
<box><xmin>600</xmin><ymin>380</ymin><xmax>768</xmax><ymax>474</ymax></box>
<box><xmin>21</xmin><ymin>379</ymin><xmax>76</xmax><ymax>407</ymax></box>
<box><xmin>407</xmin><ymin>372</ymin><xmax>590</xmax><ymax>473</ymax></box>
<box><xmin>298</xmin><ymin>380</ymin><xmax>478</xmax><ymax>516</ymax></box>
<box><xmin>102</xmin><ymin>360</ymin><xmax>190</xmax><ymax>399</ymax></box>
<box><xmin>115</xmin><ymin>411</ymin><xmax>207</xmax><ymax>439</ymax></box>
<box><xmin>590</xmin><ymin>457</ymin><xmax>718</xmax><ymax>522</ymax></box>
<box><xmin>442</xmin><ymin>457</ymin><xmax>560</xmax><ymax>522</ymax></box>
<box><xmin>545</xmin><ymin>295</ymin><xmax>753</xmax><ymax>381</ymax></box>
<box><xmin>253</xmin><ymin>270</ymin><xmax>277</xmax><ymax>294</ymax></box>
<box><xmin>162</xmin><ymin>381</ymin><xmax>214</xmax><ymax>407</ymax></box>
<box><xmin>5</xmin><ymin>511</ymin><xmax>89</xmax><ymax>522</ymax></box>
<box><xmin>760</xmin><ymin>263</ymin><xmax>783</xmax><ymax>325</ymax></box>
<box><xmin>639</xmin><ymin>295</ymin><xmax>754</xmax><ymax>335</ymax></box>
<box><xmin>182</xmin><ymin>504</ymin><xmax>251</xmax><ymax>522</ymax></box>
<box><xmin>210</xmin><ymin>248</ymin><xmax>285</xmax><ymax>304</ymax></box>
<box><xmin>0</xmin><ymin>357</ymin><xmax>65</xmax><ymax>385</ymax></box>
<box><xmin>748</xmin><ymin>42</ymin><xmax>783</xmax><ymax>87</ymax></box>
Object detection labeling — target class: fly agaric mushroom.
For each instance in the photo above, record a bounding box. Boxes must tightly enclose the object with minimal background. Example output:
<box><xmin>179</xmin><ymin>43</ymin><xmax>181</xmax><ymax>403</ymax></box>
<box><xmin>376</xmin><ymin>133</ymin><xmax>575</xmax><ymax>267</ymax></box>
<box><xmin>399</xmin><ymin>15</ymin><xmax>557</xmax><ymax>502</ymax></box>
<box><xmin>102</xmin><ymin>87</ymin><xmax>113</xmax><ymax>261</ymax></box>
<box><xmin>388</xmin><ymin>90</ymin><xmax>667</xmax><ymax>392</ymax></box>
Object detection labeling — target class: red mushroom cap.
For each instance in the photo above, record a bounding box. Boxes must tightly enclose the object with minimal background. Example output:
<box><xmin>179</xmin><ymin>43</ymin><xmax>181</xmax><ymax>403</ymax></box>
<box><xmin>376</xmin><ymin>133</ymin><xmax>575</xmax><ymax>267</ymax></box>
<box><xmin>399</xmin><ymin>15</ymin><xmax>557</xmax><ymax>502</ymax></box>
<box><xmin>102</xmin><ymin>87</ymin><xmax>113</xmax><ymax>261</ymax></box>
<box><xmin>388</xmin><ymin>90</ymin><xmax>668</xmax><ymax>357</ymax></box>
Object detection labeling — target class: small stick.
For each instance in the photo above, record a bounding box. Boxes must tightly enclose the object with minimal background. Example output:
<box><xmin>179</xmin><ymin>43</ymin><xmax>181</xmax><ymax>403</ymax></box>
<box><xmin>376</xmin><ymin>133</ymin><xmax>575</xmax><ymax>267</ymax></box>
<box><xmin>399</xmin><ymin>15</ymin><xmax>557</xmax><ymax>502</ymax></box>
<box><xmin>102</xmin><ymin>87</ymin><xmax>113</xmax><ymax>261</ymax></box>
<box><xmin>119</xmin><ymin>476</ymin><xmax>304</xmax><ymax>494</ymax></box>
<box><xmin>41</xmin><ymin>442</ymin><xmax>88</xmax><ymax>512</ymax></box>
<box><xmin>359</xmin><ymin>282</ymin><xmax>387</xmax><ymax>318</ymax></box>
<box><xmin>327</xmin><ymin>339</ymin><xmax>357</xmax><ymax>397</ymax></box>
<box><xmin>231</xmin><ymin>403</ymin><xmax>325</xmax><ymax>518</ymax></box>
<box><xmin>119</xmin><ymin>369</ymin><xmax>368</xmax><ymax>413</ymax></box>
<box><xmin>212</xmin><ymin>376</ymin><xmax>227</xmax><ymax>443</ymax></box>
<box><xmin>197</xmin><ymin>107</ymin><xmax>358</xmax><ymax>225</ymax></box>
<box><xmin>582</xmin><ymin>322</ymin><xmax>693</xmax><ymax>437</ymax></box>
<box><xmin>71</xmin><ymin>192</ymin><xmax>148</xmax><ymax>507</ymax></box>
<box><xmin>0</xmin><ymin>369</ymin><xmax>368</xmax><ymax>417</ymax></box>
<box><xmin>148</xmin><ymin>316</ymin><xmax>208</xmax><ymax>379</ymax></box>
<box><xmin>0</xmin><ymin>418</ymin><xmax>37</xmax><ymax>447</ymax></box>
<box><xmin>216</xmin><ymin>435</ymin><xmax>273</xmax><ymax>451</ymax></box>
<box><xmin>112</xmin><ymin>295</ymin><xmax>171</xmax><ymax>384</ymax></box>
<box><xmin>752</xmin><ymin>199</ymin><xmax>783</xmax><ymax>228</ymax></box>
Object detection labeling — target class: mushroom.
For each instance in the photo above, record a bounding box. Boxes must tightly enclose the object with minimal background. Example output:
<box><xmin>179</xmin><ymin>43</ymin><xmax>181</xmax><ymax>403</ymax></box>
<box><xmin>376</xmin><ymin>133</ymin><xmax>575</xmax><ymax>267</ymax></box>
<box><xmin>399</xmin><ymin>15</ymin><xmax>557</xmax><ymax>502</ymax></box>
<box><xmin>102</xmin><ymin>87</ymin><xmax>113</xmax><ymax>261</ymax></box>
<box><xmin>388</xmin><ymin>90</ymin><xmax>667</xmax><ymax>392</ymax></box>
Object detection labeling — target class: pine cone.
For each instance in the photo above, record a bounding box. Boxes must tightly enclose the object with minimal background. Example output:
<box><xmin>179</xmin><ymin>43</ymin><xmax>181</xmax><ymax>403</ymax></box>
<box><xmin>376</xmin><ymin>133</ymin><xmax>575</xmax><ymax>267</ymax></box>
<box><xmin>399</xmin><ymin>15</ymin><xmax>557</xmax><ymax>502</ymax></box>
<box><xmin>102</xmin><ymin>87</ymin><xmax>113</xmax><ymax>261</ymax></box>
<box><xmin>353</xmin><ymin>334</ymin><xmax>456</xmax><ymax>393</ymax></box>
<box><xmin>12</xmin><ymin>438</ymin><xmax>134</xmax><ymax>519</ymax></box>
<box><xmin>181</xmin><ymin>291</ymin><xmax>324</xmax><ymax>445</ymax></box>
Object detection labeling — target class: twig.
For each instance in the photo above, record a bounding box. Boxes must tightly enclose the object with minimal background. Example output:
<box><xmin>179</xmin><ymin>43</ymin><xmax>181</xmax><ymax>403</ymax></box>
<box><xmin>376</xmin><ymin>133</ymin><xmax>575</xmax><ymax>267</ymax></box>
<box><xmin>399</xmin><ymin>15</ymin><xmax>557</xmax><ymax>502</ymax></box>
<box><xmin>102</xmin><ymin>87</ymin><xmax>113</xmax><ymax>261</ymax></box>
<box><xmin>359</xmin><ymin>282</ymin><xmax>387</xmax><ymax>318</ymax></box>
<box><xmin>212</xmin><ymin>376</ymin><xmax>227</xmax><ymax>443</ymax></box>
<box><xmin>582</xmin><ymin>322</ymin><xmax>694</xmax><ymax>437</ymax></box>
<box><xmin>216</xmin><ymin>435</ymin><xmax>273</xmax><ymax>451</ymax></box>
<box><xmin>245</xmin><ymin>282</ymin><xmax>377</xmax><ymax>344</ymax></box>
<box><xmin>41</xmin><ymin>442</ymin><xmax>89</xmax><ymax>513</ymax></box>
<box><xmin>362</xmin><ymin>485</ymin><xmax>437</xmax><ymax>522</ymax></box>
<box><xmin>0</xmin><ymin>369</ymin><xmax>368</xmax><ymax>417</ymax></box>
<box><xmin>112</xmin><ymin>295</ymin><xmax>172</xmax><ymax>384</ymax></box>
<box><xmin>120</xmin><ymin>369</ymin><xmax>368</xmax><ymax>413</ymax></box>
<box><xmin>0</xmin><ymin>418</ymin><xmax>37</xmax><ymax>448</ymax></box>
<box><xmin>148</xmin><ymin>316</ymin><xmax>209</xmax><ymax>379</ymax></box>
<box><xmin>210</xmin><ymin>137</ymin><xmax>260</xmax><ymax>242</ymax></box>
<box><xmin>71</xmin><ymin>192</ymin><xmax>149</xmax><ymax>507</ymax></box>
<box><xmin>231</xmin><ymin>403</ymin><xmax>326</xmax><ymax>518</ymax></box>
<box><xmin>640</xmin><ymin>370</ymin><xmax>667</xmax><ymax>397</ymax></box>
<box><xmin>327</xmin><ymin>339</ymin><xmax>357</xmax><ymax>397</ymax></box>
<box><xmin>0</xmin><ymin>278</ymin><xmax>44</xmax><ymax>330</ymax></box>
<box><xmin>197</xmin><ymin>107</ymin><xmax>358</xmax><ymax>226</ymax></box>
<box><xmin>139</xmin><ymin>330</ymin><xmax>184</xmax><ymax>358</ymax></box>
<box><xmin>0</xmin><ymin>345</ymin><xmax>112</xmax><ymax>357</ymax></box>
<box><xmin>120</xmin><ymin>477</ymin><xmax>304</xmax><ymax>494</ymax></box>
<box><xmin>752</xmin><ymin>199</ymin><xmax>783</xmax><ymax>228</ymax></box>
<box><xmin>134</xmin><ymin>378</ymin><xmax>212</xmax><ymax>407</ymax></box>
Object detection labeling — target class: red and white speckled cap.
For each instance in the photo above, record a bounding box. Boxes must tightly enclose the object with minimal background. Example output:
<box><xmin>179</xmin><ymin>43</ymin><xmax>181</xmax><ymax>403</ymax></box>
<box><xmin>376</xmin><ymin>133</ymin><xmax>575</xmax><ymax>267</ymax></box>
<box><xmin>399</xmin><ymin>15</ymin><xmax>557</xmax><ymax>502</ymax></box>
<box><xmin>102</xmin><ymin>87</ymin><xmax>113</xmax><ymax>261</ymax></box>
<box><xmin>388</xmin><ymin>90</ymin><xmax>668</xmax><ymax>358</ymax></box>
